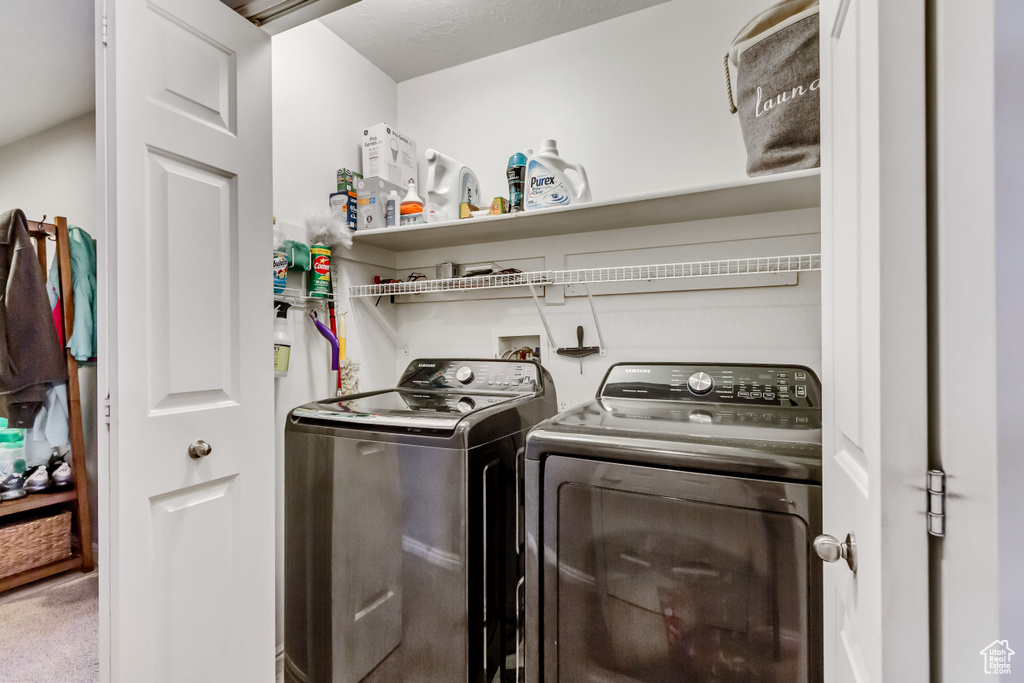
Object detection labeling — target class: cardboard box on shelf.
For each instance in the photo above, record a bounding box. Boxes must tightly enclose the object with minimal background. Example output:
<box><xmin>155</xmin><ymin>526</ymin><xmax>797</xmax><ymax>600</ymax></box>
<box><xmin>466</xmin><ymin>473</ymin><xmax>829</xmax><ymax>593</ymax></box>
<box><xmin>356</xmin><ymin>177</ymin><xmax>405</xmax><ymax>231</ymax></box>
<box><xmin>336</xmin><ymin>168</ymin><xmax>362</xmax><ymax>193</ymax></box>
<box><xmin>362</xmin><ymin>123</ymin><xmax>417</xmax><ymax>187</ymax></box>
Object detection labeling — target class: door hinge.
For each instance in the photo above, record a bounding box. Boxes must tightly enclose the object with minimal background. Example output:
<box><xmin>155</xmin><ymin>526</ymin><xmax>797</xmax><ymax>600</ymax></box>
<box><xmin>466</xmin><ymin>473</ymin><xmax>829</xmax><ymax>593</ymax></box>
<box><xmin>104</xmin><ymin>394</ymin><xmax>111</xmax><ymax>426</ymax></box>
<box><xmin>101</xmin><ymin>14</ymin><xmax>108</xmax><ymax>46</ymax></box>
<box><xmin>927</xmin><ymin>470</ymin><xmax>946</xmax><ymax>537</ymax></box>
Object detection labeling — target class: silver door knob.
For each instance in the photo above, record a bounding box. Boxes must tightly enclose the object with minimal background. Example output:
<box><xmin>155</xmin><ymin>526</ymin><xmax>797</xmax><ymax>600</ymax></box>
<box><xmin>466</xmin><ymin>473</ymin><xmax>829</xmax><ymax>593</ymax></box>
<box><xmin>188</xmin><ymin>439</ymin><xmax>212</xmax><ymax>459</ymax></box>
<box><xmin>814</xmin><ymin>532</ymin><xmax>857</xmax><ymax>572</ymax></box>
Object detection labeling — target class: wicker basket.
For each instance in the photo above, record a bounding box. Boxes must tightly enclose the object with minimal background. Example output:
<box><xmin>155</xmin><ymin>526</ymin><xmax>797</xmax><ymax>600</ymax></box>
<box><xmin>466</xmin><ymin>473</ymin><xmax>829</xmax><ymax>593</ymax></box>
<box><xmin>0</xmin><ymin>511</ymin><xmax>72</xmax><ymax>579</ymax></box>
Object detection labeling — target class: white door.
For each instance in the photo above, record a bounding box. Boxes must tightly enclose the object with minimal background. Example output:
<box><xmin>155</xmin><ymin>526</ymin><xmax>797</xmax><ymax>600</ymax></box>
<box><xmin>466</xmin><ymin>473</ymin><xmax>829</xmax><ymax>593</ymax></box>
<box><xmin>819</xmin><ymin>0</ymin><xmax>930</xmax><ymax>680</ymax></box>
<box><xmin>97</xmin><ymin>0</ymin><xmax>274</xmax><ymax>680</ymax></box>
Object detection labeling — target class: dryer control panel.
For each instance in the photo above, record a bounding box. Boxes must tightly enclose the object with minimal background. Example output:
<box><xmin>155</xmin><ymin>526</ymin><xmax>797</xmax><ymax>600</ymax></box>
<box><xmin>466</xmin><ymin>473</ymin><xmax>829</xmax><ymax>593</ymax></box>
<box><xmin>600</xmin><ymin>363</ymin><xmax>820</xmax><ymax>408</ymax></box>
<box><xmin>398</xmin><ymin>359</ymin><xmax>541</xmax><ymax>393</ymax></box>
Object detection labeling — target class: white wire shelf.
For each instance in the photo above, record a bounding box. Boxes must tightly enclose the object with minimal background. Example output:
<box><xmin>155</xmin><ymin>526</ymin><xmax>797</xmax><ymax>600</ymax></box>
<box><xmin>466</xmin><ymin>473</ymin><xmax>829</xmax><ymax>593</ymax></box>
<box><xmin>274</xmin><ymin>286</ymin><xmax>340</xmax><ymax>308</ymax></box>
<box><xmin>348</xmin><ymin>253</ymin><xmax>821</xmax><ymax>298</ymax></box>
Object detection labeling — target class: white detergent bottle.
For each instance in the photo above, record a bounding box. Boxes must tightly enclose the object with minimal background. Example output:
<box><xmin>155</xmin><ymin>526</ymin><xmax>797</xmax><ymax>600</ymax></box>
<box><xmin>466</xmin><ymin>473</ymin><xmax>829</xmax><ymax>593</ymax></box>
<box><xmin>424</xmin><ymin>149</ymin><xmax>482</xmax><ymax>221</ymax></box>
<box><xmin>525</xmin><ymin>139</ymin><xmax>591</xmax><ymax>210</ymax></box>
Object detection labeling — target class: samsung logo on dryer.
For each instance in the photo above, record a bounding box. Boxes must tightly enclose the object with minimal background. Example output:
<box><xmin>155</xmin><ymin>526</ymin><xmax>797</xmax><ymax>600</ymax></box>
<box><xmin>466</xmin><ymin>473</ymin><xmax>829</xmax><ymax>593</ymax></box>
<box><xmin>418</xmin><ymin>363</ymin><xmax>437</xmax><ymax>368</ymax></box>
<box><xmin>623</xmin><ymin>368</ymin><xmax>652</xmax><ymax>374</ymax></box>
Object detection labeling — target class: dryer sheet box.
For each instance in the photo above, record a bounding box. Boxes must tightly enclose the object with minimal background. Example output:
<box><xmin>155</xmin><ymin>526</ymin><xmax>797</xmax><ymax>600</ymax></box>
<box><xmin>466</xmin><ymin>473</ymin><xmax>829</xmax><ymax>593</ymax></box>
<box><xmin>362</xmin><ymin>123</ymin><xmax>417</xmax><ymax>187</ymax></box>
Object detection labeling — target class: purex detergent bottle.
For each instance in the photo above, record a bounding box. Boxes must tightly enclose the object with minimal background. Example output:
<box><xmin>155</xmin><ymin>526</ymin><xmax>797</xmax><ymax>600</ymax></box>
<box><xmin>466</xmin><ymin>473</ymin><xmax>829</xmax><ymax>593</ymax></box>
<box><xmin>525</xmin><ymin>139</ymin><xmax>592</xmax><ymax>210</ymax></box>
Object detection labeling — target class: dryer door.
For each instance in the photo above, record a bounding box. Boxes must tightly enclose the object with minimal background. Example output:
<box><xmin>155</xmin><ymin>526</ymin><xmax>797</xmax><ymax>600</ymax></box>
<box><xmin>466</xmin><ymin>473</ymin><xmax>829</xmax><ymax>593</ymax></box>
<box><xmin>540</xmin><ymin>456</ymin><xmax>821</xmax><ymax>683</ymax></box>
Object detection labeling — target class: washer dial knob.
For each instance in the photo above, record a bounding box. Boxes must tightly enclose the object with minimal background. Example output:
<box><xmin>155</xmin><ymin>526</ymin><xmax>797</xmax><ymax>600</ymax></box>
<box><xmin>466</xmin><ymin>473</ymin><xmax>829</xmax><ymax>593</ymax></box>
<box><xmin>687</xmin><ymin>372</ymin><xmax>714</xmax><ymax>395</ymax></box>
<box><xmin>455</xmin><ymin>366</ymin><xmax>475</xmax><ymax>384</ymax></box>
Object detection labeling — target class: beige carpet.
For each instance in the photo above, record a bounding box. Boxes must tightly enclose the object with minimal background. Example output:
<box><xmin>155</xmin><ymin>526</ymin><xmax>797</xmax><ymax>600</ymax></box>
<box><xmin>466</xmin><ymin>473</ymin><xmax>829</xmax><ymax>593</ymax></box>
<box><xmin>0</xmin><ymin>572</ymin><xmax>99</xmax><ymax>683</ymax></box>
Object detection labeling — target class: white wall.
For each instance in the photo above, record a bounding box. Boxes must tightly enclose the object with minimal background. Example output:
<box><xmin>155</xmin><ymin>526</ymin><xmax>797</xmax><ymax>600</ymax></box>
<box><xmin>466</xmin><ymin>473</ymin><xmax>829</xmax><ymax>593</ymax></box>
<box><xmin>0</xmin><ymin>111</ymin><xmax>99</xmax><ymax>544</ymax></box>
<box><xmin>397</xmin><ymin>0</ymin><xmax>772</xmax><ymax>204</ymax></box>
<box><xmin>933</xmin><ymin>0</ymin><xmax>1024</xmax><ymax>676</ymax></box>
<box><xmin>271</xmin><ymin>19</ymin><xmax>399</xmax><ymax>657</ymax></box>
<box><xmin>994</xmin><ymin>0</ymin><xmax>1024</xmax><ymax>658</ymax></box>
<box><xmin>0</xmin><ymin>113</ymin><xmax>96</xmax><ymax>234</ymax></box>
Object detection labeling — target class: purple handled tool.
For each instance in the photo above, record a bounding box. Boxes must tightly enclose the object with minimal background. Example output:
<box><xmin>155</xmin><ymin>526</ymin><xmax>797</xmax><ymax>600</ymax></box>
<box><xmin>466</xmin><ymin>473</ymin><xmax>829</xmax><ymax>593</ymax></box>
<box><xmin>309</xmin><ymin>311</ymin><xmax>339</xmax><ymax>371</ymax></box>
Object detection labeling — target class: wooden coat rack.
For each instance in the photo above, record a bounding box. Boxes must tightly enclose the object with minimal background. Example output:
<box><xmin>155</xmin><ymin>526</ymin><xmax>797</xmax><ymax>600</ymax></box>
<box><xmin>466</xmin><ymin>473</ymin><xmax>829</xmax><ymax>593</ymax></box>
<box><xmin>0</xmin><ymin>215</ymin><xmax>95</xmax><ymax>590</ymax></box>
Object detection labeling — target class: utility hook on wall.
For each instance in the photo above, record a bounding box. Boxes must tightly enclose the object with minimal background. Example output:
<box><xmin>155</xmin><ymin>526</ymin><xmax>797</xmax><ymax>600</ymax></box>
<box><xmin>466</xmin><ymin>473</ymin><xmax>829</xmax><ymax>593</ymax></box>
<box><xmin>528</xmin><ymin>283</ymin><xmax>608</xmax><ymax>362</ymax></box>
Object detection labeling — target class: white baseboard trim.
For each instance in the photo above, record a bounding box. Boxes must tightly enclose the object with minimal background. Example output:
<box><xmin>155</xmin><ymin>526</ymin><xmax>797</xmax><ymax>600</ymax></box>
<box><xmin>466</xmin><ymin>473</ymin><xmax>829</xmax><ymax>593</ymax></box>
<box><xmin>276</xmin><ymin>644</ymin><xmax>285</xmax><ymax>683</ymax></box>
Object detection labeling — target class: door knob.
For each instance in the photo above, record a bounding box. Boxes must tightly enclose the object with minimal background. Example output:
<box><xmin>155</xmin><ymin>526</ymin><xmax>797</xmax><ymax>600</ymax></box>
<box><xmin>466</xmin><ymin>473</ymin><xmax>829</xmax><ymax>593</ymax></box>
<box><xmin>188</xmin><ymin>439</ymin><xmax>212</xmax><ymax>459</ymax></box>
<box><xmin>814</xmin><ymin>532</ymin><xmax>857</xmax><ymax>572</ymax></box>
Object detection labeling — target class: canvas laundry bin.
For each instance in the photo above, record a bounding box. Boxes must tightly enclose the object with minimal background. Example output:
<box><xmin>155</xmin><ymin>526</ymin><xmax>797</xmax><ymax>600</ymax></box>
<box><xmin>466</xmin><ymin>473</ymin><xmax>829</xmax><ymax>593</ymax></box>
<box><xmin>726</xmin><ymin>0</ymin><xmax>820</xmax><ymax>176</ymax></box>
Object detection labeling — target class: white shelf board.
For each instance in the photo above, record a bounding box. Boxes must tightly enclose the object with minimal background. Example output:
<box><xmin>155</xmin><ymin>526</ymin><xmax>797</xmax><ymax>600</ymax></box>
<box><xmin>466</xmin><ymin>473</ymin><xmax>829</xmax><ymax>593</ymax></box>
<box><xmin>350</xmin><ymin>169</ymin><xmax>820</xmax><ymax>252</ymax></box>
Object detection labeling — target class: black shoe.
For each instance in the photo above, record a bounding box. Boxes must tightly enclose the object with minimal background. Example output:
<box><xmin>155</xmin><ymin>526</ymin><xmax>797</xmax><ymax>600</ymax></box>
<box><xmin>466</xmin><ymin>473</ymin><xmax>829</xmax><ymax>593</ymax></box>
<box><xmin>1</xmin><ymin>471</ymin><xmax>27</xmax><ymax>501</ymax></box>
<box><xmin>47</xmin><ymin>451</ymin><xmax>73</xmax><ymax>488</ymax></box>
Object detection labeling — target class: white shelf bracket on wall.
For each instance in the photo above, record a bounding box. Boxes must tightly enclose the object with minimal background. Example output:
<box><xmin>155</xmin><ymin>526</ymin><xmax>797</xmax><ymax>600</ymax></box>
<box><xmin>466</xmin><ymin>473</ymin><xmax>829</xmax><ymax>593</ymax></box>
<box><xmin>528</xmin><ymin>285</ymin><xmax>559</xmax><ymax>350</ymax></box>
<box><xmin>584</xmin><ymin>285</ymin><xmax>608</xmax><ymax>357</ymax></box>
<box><xmin>529</xmin><ymin>283</ymin><xmax>608</xmax><ymax>356</ymax></box>
<box><xmin>354</xmin><ymin>296</ymin><xmax>409</xmax><ymax>355</ymax></box>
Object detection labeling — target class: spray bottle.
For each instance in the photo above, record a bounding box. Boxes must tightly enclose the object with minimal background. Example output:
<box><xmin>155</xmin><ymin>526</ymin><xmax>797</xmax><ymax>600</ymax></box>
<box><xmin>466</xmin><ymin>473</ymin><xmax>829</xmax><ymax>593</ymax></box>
<box><xmin>274</xmin><ymin>302</ymin><xmax>292</xmax><ymax>378</ymax></box>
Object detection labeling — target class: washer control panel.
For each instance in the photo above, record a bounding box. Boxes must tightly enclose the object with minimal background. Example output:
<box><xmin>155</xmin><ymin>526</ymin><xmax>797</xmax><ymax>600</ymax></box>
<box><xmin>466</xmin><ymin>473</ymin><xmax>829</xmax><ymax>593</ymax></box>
<box><xmin>600</xmin><ymin>363</ymin><xmax>820</xmax><ymax>408</ymax></box>
<box><xmin>398</xmin><ymin>359</ymin><xmax>541</xmax><ymax>393</ymax></box>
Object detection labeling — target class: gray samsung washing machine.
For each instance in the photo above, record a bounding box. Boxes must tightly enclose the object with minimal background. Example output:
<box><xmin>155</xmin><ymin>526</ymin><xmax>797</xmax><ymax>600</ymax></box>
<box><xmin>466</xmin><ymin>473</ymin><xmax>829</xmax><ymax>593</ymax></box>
<box><xmin>285</xmin><ymin>358</ymin><xmax>556</xmax><ymax>683</ymax></box>
<box><xmin>525</xmin><ymin>362</ymin><xmax>822</xmax><ymax>682</ymax></box>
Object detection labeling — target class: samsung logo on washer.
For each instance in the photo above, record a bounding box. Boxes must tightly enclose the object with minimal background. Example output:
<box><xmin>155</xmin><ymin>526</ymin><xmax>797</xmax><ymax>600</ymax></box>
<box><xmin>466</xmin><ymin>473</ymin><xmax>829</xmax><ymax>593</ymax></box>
<box><xmin>624</xmin><ymin>369</ymin><xmax>651</xmax><ymax>374</ymax></box>
<box><xmin>418</xmin><ymin>363</ymin><xmax>437</xmax><ymax>368</ymax></box>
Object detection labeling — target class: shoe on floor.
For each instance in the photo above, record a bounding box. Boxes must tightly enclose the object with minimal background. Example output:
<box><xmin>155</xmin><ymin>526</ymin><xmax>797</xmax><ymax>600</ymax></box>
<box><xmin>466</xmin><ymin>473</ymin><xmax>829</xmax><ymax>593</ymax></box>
<box><xmin>47</xmin><ymin>451</ymin><xmax>73</xmax><ymax>488</ymax></box>
<box><xmin>0</xmin><ymin>471</ymin><xmax>27</xmax><ymax>501</ymax></box>
<box><xmin>23</xmin><ymin>465</ymin><xmax>51</xmax><ymax>493</ymax></box>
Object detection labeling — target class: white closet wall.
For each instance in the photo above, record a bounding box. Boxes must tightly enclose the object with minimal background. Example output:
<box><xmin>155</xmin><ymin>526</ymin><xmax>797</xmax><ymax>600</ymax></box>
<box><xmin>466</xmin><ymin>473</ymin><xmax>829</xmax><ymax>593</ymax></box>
<box><xmin>0</xmin><ymin>111</ymin><xmax>99</xmax><ymax>546</ymax></box>
<box><xmin>396</xmin><ymin>0</ymin><xmax>772</xmax><ymax>201</ymax></box>
<box><xmin>270</xmin><ymin>19</ymin><xmax>399</xmax><ymax>654</ymax></box>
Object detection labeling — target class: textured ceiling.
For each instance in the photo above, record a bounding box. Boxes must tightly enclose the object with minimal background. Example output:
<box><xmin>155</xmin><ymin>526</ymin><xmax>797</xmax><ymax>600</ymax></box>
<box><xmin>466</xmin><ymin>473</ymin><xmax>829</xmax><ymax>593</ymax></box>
<box><xmin>0</xmin><ymin>0</ymin><xmax>95</xmax><ymax>148</ymax></box>
<box><xmin>319</xmin><ymin>0</ymin><xmax>672</xmax><ymax>82</ymax></box>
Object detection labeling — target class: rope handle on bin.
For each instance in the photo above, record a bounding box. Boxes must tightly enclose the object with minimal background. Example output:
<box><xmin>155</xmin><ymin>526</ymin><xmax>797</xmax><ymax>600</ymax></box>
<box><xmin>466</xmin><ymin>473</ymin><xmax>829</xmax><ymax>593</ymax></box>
<box><xmin>724</xmin><ymin>54</ymin><xmax>738</xmax><ymax>114</ymax></box>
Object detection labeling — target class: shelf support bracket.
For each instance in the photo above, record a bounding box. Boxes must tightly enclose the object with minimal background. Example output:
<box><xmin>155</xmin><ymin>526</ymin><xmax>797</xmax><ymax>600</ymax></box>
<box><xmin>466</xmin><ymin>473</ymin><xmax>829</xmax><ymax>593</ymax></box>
<box><xmin>528</xmin><ymin>285</ymin><xmax>558</xmax><ymax>350</ymax></box>
<box><xmin>354</xmin><ymin>297</ymin><xmax>409</xmax><ymax>355</ymax></box>
<box><xmin>584</xmin><ymin>285</ymin><xmax>607</xmax><ymax>356</ymax></box>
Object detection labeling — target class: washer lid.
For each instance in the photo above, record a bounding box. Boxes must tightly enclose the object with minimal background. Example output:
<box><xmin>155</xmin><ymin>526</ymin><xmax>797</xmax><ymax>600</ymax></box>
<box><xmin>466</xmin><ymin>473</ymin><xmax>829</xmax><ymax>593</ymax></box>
<box><xmin>527</xmin><ymin>398</ymin><xmax>821</xmax><ymax>482</ymax></box>
<box><xmin>292</xmin><ymin>389</ymin><xmax>520</xmax><ymax>430</ymax></box>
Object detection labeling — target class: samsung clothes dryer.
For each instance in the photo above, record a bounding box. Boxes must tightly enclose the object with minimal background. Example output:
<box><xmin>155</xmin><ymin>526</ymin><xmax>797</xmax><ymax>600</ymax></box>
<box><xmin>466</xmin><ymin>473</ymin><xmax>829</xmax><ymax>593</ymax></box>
<box><xmin>285</xmin><ymin>358</ymin><xmax>556</xmax><ymax>683</ymax></box>
<box><xmin>525</xmin><ymin>363</ymin><xmax>822</xmax><ymax>683</ymax></box>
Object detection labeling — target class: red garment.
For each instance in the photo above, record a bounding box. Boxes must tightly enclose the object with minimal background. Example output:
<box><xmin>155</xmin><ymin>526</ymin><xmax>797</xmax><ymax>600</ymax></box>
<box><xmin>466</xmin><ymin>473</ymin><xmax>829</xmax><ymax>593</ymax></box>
<box><xmin>52</xmin><ymin>297</ymin><xmax>64</xmax><ymax>346</ymax></box>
